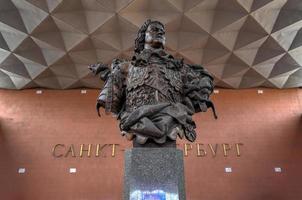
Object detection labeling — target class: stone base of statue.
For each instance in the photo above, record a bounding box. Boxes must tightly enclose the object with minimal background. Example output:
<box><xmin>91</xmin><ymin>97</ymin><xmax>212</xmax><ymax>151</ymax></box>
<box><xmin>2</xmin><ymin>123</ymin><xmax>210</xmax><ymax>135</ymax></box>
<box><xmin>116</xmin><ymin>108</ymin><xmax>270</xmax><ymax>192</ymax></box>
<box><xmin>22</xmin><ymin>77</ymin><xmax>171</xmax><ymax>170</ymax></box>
<box><xmin>123</xmin><ymin>148</ymin><xmax>186</xmax><ymax>200</ymax></box>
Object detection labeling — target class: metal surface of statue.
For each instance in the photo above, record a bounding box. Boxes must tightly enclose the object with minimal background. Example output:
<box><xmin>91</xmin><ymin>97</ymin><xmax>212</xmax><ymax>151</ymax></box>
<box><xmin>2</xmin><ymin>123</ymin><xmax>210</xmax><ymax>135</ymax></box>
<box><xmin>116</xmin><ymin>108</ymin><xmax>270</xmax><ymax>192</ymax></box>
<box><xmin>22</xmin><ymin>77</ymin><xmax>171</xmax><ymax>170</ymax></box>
<box><xmin>89</xmin><ymin>20</ymin><xmax>216</xmax><ymax>147</ymax></box>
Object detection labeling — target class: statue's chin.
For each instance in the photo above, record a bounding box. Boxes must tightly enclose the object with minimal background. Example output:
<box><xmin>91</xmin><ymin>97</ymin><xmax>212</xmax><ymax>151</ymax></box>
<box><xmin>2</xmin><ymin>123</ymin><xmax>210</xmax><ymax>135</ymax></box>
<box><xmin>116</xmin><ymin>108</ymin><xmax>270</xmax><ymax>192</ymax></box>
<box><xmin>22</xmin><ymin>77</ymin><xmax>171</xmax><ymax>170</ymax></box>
<box><xmin>145</xmin><ymin>39</ymin><xmax>164</xmax><ymax>49</ymax></box>
<box><xmin>150</xmin><ymin>41</ymin><xmax>164</xmax><ymax>49</ymax></box>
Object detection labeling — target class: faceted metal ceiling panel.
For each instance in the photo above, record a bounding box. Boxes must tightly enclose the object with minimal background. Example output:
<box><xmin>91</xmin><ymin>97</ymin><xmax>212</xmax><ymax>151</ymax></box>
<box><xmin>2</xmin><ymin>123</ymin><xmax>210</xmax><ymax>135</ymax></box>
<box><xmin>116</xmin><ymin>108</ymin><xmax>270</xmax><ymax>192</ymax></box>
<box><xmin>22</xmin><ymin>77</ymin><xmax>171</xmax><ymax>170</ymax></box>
<box><xmin>0</xmin><ymin>0</ymin><xmax>302</xmax><ymax>89</ymax></box>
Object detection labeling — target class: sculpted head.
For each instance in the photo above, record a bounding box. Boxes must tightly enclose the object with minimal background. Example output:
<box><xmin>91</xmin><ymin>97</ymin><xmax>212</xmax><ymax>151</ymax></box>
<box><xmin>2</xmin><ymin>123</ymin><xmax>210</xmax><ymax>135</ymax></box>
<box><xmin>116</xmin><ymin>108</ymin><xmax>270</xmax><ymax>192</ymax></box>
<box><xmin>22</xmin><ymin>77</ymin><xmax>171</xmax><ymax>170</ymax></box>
<box><xmin>134</xmin><ymin>20</ymin><xmax>165</xmax><ymax>54</ymax></box>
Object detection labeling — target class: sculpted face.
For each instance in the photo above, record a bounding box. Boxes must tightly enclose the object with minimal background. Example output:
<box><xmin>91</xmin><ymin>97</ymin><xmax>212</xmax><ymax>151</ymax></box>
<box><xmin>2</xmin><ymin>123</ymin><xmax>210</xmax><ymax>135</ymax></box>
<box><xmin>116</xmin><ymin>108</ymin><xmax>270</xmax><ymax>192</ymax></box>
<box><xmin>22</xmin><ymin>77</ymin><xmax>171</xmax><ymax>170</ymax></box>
<box><xmin>144</xmin><ymin>22</ymin><xmax>166</xmax><ymax>50</ymax></box>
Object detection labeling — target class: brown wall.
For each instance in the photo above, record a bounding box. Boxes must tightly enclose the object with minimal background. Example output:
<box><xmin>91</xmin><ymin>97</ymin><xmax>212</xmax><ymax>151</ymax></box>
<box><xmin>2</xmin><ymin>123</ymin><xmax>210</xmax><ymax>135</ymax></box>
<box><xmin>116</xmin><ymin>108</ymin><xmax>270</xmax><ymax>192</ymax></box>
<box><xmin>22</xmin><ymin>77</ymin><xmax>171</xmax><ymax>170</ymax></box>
<box><xmin>0</xmin><ymin>89</ymin><xmax>301</xmax><ymax>200</ymax></box>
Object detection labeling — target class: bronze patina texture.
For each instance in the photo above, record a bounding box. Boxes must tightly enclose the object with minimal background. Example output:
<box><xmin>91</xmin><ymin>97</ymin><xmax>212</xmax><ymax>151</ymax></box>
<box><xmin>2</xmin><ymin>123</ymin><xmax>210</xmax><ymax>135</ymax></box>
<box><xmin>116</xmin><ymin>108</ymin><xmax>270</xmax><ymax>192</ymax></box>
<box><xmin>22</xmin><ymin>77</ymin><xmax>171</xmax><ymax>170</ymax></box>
<box><xmin>89</xmin><ymin>20</ymin><xmax>216</xmax><ymax>146</ymax></box>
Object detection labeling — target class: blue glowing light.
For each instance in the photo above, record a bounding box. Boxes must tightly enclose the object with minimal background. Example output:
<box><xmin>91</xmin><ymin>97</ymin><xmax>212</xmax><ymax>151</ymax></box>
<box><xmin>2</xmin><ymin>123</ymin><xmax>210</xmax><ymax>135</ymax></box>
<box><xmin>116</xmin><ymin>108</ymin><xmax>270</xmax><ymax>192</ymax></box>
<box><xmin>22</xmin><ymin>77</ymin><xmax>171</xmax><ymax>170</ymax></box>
<box><xmin>130</xmin><ymin>190</ymin><xmax>179</xmax><ymax>200</ymax></box>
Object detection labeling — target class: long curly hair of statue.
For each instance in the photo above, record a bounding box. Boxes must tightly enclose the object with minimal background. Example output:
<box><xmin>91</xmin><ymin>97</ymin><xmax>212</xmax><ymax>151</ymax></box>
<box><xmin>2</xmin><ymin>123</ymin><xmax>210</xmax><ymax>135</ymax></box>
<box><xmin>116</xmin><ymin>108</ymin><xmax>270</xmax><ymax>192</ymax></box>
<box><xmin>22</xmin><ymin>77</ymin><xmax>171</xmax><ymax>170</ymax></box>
<box><xmin>134</xmin><ymin>19</ymin><xmax>165</xmax><ymax>54</ymax></box>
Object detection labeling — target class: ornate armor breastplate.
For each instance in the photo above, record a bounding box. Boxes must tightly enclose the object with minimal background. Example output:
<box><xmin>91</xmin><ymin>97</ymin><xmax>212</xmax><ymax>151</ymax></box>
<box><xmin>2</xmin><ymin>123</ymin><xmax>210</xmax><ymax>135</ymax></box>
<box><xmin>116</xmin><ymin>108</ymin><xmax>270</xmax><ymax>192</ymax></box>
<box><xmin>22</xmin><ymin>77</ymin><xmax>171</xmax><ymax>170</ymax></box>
<box><xmin>126</xmin><ymin>60</ymin><xmax>184</xmax><ymax>111</ymax></box>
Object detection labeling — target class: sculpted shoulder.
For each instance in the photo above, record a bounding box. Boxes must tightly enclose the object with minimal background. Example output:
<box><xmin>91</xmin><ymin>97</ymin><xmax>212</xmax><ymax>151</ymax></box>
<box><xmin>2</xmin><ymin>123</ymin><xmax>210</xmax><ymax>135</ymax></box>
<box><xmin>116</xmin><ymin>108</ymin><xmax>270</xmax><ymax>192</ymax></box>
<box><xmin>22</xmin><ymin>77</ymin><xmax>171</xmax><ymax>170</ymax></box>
<box><xmin>111</xmin><ymin>58</ymin><xmax>131</xmax><ymax>76</ymax></box>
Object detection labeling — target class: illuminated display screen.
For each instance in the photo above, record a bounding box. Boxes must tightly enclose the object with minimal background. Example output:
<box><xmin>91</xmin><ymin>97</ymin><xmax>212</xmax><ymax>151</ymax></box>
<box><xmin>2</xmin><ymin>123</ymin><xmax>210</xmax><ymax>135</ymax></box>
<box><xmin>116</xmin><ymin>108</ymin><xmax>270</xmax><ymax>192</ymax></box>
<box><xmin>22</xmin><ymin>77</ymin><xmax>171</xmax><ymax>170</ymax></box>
<box><xmin>143</xmin><ymin>192</ymin><xmax>165</xmax><ymax>200</ymax></box>
<box><xmin>130</xmin><ymin>190</ymin><xmax>178</xmax><ymax>200</ymax></box>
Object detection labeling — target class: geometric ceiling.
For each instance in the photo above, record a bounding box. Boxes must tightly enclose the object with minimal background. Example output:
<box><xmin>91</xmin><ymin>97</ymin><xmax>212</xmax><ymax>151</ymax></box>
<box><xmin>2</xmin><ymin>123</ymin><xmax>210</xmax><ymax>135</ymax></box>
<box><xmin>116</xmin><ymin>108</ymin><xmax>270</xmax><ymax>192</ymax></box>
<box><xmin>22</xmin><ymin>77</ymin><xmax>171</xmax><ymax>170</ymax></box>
<box><xmin>0</xmin><ymin>0</ymin><xmax>301</xmax><ymax>89</ymax></box>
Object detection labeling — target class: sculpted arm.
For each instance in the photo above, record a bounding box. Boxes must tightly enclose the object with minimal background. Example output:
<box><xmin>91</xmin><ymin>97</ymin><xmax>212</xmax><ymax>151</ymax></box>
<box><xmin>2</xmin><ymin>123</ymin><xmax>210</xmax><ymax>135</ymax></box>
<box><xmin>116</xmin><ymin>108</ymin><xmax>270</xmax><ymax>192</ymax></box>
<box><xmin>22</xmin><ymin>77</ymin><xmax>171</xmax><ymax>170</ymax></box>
<box><xmin>183</xmin><ymin>64</ymin><xmax>217</xmax><ymax>119</ymax></box>
<box><xmin>89</xmin><ymin>59</ymin><xmax>128</xmax><ymax>116</ymax></box>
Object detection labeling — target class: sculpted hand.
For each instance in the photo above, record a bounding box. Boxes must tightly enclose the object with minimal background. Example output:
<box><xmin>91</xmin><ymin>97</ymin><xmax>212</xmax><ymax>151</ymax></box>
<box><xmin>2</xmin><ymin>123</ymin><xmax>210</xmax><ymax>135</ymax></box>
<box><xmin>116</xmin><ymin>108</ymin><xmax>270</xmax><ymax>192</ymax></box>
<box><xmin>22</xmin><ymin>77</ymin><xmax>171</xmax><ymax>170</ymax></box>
<box><xmin>96</xmin><ymin>102</ymin><xmax>102</xmax><ymax>117</ymax></box>
<box><xmin>88</xmin><ymin>63</ymin><xmax>108</xmax><ymax>75</ymax></box>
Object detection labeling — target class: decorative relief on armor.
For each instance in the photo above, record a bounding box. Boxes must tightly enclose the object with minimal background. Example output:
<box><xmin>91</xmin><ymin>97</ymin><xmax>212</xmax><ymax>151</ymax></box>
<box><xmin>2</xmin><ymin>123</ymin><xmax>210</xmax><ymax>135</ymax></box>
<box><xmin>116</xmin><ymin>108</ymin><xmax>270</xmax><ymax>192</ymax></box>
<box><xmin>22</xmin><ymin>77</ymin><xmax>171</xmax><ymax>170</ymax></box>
<box><xmin>126</xmin><ymin>86</ymin><xmax>160</xmax><ymax>111</ymax></box>
<box><xmin>161</xmin><ymin>67</ymin><xmax>183</xmax><ymax>92</ymax></box>
<box><xmin>126</xmin><ymin>66</ymin><xmax>149</xmax><ymax>91</ymax></box>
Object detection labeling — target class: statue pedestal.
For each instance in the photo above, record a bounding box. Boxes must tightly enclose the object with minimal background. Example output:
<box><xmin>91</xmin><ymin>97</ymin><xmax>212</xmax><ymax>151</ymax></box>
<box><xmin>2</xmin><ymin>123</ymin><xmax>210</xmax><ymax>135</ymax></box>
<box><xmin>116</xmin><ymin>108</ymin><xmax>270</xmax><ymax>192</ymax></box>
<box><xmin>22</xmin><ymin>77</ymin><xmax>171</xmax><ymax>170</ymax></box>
<box><xmin>124</xmin><ymin>148</ymin><xmax>186</xmax><ymax>200</ymax></box>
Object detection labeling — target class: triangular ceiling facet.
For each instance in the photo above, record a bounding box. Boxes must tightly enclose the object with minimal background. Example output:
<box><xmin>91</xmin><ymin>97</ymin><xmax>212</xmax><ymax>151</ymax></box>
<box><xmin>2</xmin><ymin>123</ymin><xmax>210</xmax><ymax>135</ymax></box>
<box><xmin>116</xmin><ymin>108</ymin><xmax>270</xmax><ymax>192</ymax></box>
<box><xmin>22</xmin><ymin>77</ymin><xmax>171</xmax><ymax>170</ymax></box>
<box><xmin>0</xmin><ymin>0</ymin><xmax>301</xmax><ymax>89</ymax></box>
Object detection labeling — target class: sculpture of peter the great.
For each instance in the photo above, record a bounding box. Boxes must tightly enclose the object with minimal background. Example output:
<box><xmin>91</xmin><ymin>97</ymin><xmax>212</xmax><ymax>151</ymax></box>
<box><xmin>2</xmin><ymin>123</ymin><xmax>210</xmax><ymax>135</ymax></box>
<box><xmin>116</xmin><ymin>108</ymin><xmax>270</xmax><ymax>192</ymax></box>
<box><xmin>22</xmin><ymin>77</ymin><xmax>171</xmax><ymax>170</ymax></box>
<box><xmin>89</xmin><ymin>20</ymin><xmax>216</xmax><ymax>147</ymax></box>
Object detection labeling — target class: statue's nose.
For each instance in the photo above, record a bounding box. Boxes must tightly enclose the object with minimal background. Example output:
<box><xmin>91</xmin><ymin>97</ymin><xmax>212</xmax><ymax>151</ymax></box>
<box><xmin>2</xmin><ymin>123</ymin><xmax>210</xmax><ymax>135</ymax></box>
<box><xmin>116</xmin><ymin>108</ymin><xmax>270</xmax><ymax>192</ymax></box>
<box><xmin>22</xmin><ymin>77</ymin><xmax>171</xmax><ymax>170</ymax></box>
<box><xmin>159</xmin><ymin>30</ymin><xmax>164</xmax><ymax>35</ymax></box>
<box><xmin>157</xmin><ymin>31</ymin><xmax>165</xmax><ymax>37</ymax></box>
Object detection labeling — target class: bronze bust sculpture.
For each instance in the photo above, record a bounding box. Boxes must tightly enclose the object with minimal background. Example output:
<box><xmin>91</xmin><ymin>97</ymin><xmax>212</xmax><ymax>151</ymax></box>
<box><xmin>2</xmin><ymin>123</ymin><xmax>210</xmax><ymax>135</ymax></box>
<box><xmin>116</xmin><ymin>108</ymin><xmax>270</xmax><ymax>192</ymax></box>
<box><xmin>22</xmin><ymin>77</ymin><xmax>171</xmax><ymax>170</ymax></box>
<box><xmin>89</xmin><ymin>20</ymin><xmax>216</xmax><ymax>147</ymax></box>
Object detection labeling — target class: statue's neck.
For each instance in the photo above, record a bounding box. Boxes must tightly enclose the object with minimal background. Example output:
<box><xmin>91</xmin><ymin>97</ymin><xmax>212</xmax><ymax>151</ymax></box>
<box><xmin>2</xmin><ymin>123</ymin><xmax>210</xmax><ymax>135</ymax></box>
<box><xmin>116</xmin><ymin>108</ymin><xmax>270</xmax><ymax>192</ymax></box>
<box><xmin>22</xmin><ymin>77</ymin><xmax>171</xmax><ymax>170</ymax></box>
<box><xmin>144</xmin><ymin>44</ymin><xmax>164</xmax><ymax>52</ymax></box>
